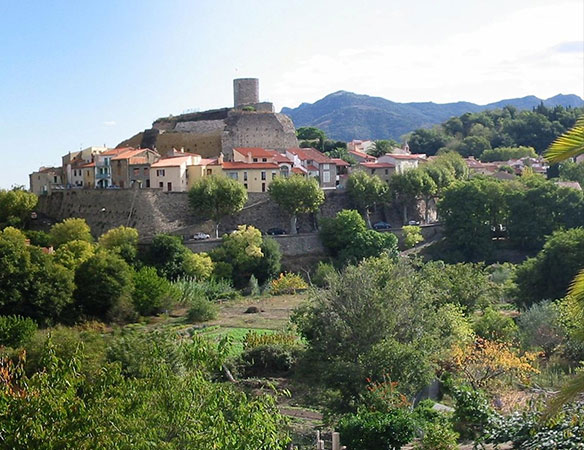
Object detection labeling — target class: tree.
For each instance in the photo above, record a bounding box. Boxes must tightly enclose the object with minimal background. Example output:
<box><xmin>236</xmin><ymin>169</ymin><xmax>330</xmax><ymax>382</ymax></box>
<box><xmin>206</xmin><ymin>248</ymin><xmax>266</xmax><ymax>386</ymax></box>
<box><xmin>98</xmin><ymin>226</ymin><xmax>139</xmax><ymax>264</ymax></box>
<box><xmin>132</xmin><ymin>266</ymin><xmax>174</xmax><ymax>316</ymax></box>
<box><xmin>49</xmin><ymin>218</ymin><xmax>93</xmax><ymax>248</ymax></box>
<box><xmin>182</xmin><ymin>252</ymin><xmax>214</xmax><ymax>280</ymax></box>
<box><xmin>368</xmin><ymin>140</ymin><xmax>399</xmax><ymax>157</ymax></box>
<box><xmin>297</xmin><ymin>126</ymin><xmax>326</xmax><ymax>151</ymax></box>
<box><xmin>74</xmin><ymin>251</ymin><xmax>135</xmax><ymax>320</ymax></box>
<box><xmin>268</xmin><ymin>175</ymin><xmax>324</xmax><ymax>234</ymax></box>
<box><xmin>402</xmin><ymin>225</ymin><xmax>423</xmax><ymax>249</ymax></box>
<box><xmin>408</xmin><ymin>127</ymin><xmax>449</xmax><ymax>156</ymax></box>
<box><xmin>145</xmin><ymin>234</ymin><xmax>190</xmax><ymax>280</ymax></box>
<box><xmin>390</xmin><ymin>169</ymin><xmax>436</xmax><ymax>225</ymax></box>
<box><xmin>0</xmin><ymin>227</ymin><xmax>74</xmax><ymax>324</ymax></box>
<box><xmin>53</xmin><ymin>239</ymin><xmax>95</xmax><ymax>270</ymax></box>
<box><xmin>480</xmin><ymin>146</ymin><xmax>537</xmax><ymax>162</ymax></box>
<box><xmin>0</xmin><ymin>188</ymin><xmax>38</xmax><ymax>228</ymax></box>
<box><xmin>188</xmin><ymin>176</ymin><xmax>247</xmax><ymax>238</ymax></box>
<box><xmin>559</xmin><ymin>160</ymin><xmax>584</xmax><ymax>186</ymax></box>
<box><xmin>346</xmin><ymin>171</ymin><xmax>389</xmax><ymax>228</ymax></box>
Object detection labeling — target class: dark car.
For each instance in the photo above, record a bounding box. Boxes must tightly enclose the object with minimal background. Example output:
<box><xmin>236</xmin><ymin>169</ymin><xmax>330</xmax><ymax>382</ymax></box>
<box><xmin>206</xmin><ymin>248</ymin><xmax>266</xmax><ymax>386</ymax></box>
<box><xmin>373</xmin><ymin>221</ymin><xmax>391</xmax><ymax>230</ymax></box>
<box><xmin>266</xmin><ymin>227</ymin><xmax>286</xmax><ymax>235</ymax></box>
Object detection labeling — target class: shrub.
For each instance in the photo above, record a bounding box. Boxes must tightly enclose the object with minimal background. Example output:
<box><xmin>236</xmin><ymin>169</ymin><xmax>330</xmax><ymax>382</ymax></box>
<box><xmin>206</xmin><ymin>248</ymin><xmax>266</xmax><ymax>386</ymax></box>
<box><xmin>240</xmin><ymin>344</ymin><xmax>299</xmax><ymax>376</ymax></box>
<box><xmin>172</xmin><ymin>277</ymin><xmax>237</xmax><ymax>305</ymax></box>
<box><xmin>98</xmin><ymin>226</ymin><xmax>139</xmax><ymax>264</ymax></box>
<box><xmin>312</xmin><ymin>261</ymin><xmax>335</xmax><ymax>288</ymax></box>
<box><xmin>415</xmin><ymin>422</ymin><xmax>459</xmax><ymax>450</ymax></box>
<box><xmin>186</xmin><ymin>295</ymin><xmax>218</xmax><ymax>323</ymax></box>
<box><xmin>243</xmin><ymin>330</ymin><xmax>299</xmax><ymax>350</ymax></box>
<box><xmin>0</xmin><ymin>315</ymin><xmax>37</xmax><ymax>348</ymax></box>
<box><xmin>132</xmin><ymin>266</ymin><xmax>174</xmax><ymax>316</ymax></box>
<box><xmin>448</xmin><ymin>383</ymin><xmax>494</xmax><ymax>440</ymax></box>
<box><xmin>247</xmin><ymin>274</ymin><xmax>260</xmax><ymax>296</ymax></box>
<box><xmin>270</xmin><ymin>273</ymin><xmax>308</xmax><ymax>295</ymax></box>
<box><xmin>49</xmin><ymin>218</ymin><xmax>93</xmax><ymax>248</ymax></box>
<box><xmin>182</xmin><ymin>252</ymin><xmax>214</xmax><ymax>280</ymax></box>
<box><xmin>518</xmin><ymin>301</ymin><xmax>565</xmax><ymax>357</ymax></box>
<box><xmin>337</xmin><ymin>410</ymin><xmax>415</xmax><ymax>450</ymax></box>
<box><xmin>473</xmin><ymin>307</ymin><xmax>518</xmax><ymax>342</ymax></box>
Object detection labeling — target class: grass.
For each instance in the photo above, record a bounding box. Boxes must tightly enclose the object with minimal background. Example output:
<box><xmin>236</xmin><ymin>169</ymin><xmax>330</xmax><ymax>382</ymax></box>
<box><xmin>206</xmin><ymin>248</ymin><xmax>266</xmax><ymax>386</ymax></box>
<box><xmin>196</xmin><ymin>326</ymin><xmax>275</xmax><ymax>355</ymax></box>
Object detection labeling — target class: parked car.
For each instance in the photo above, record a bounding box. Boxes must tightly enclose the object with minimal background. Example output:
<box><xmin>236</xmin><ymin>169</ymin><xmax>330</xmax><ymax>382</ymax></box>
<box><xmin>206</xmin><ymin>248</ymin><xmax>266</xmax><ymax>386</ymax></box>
<box><xmin>191</xmin><ymin>232</ymin><xmax>210</xmax><ymax>240</ymax></box>
<box><xmin>373</xmin><ymin>221</ymin><xmax>391</xmax><ymax>230</ymax></box>
<box><xmin>407</xmin><ymin>220</ymin><xmax>420</xmax><ymax>226</ymax></box>
<box><xmin>266</xmin><ymin>227</ymin><xmax>286</xmax><ymax>235</ymax></box>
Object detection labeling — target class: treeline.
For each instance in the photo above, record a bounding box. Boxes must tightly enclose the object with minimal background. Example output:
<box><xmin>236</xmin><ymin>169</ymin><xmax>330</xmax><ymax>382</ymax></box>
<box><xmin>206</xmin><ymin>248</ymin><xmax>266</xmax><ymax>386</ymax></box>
<box><xmin>407</xmin><ymin>104</ymin><xmax>584</xmax><ymax>158</ymax></box>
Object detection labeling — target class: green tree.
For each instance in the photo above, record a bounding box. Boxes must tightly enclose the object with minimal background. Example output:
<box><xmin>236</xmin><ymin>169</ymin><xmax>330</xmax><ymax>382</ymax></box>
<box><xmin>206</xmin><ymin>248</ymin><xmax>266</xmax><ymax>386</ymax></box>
<box><xmin>188</xmin><ymin>176</ymin><xmax>247</xmax><ymax>238</ymax></box>
<box><xmin>0</xmin><ymin>188</ymin><xmax>38</xmax><ymax>228</ymax></box>
<box><xmin>49</xmin><ymin>218</ymin><xmax>93</xmax><ymax>248</ymax></box>
<box><xmin>98</xmin><ymin>226</ymin><xmax>139</xmax><ymax>264</ymax></box>
<box><xmin>53</xmin><ymin>239</ymin><xmax>95</xmax><ymax>270</ymax></box>
<box><xmin>132</xmin><ymin>266</ymin><xmax>174</xmax><ymax>316</ymax></box>
<box><xmin>480</xmin><ymin>146</ymin><xmax>537</xmax><ymax>162</ymax></box>
<box><xmin>513</xmin><ymin>228</ymin><xmax>584</xmax><ymax>307</ymax></box>
<box><xmin>297</xmin><ymin>126</ymin><xmax>326</xmax><ymax>150</ymax></box>
<box><xmin>268</xmin><ymin>175</ymin><xmax>324</xmax><ymax>234</ymax></box>
<box><xmin>559</xmin><ymin>160</ymin><xmax>584</xmax><ymax>186</ymax></box>
<box><xmin>402</xmin><ymin>225</ymin><xmax>423</xmax><ymax>249</ymax></box>
<box><xmin>472</xmin><ymin>307</ymin><xmax>518</xmax><ymax>342</ymax></box>
<box><xmin>346</xmin><ymin>171</ymin><xmax>389</xmax><ymax>228</ymax></box>
<box><xmin>0</xmin><ymin>227</ymin><xmax>75</xmax><ymax>324</ymax></box>
<box><xmin>182</xmin><ymin>252</ymin><xmax>214</xmax><ymax>280</ymax></box>
<box><xmin>74</xmin><ymin>251</ymin><xmax>135</xmax><ymax>320</ymax></box>
<box><xmin>145</xmin><ymin>234</ymin><xmax>191</xmax><ymax>280</ymax></box>
<box><xmin>368</xmin><ymin>139</ymin><xmax>399</xmax><ymax>157</ymax></box>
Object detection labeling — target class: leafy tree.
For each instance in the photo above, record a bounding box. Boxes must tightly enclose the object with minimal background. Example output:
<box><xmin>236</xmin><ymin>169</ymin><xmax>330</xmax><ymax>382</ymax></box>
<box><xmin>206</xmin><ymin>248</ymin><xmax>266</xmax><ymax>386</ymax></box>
<box><xmin>74</xmin><ymin>251</ymin><xmax>135</xmax><ymax>320</ymax></box>
<box><xmin>0</xmin><ymin>227</ymin><xmax>74</xmax><ymax>324</ymax></box>
<box><xmin>132</xmin><ymin>266</ymin><xmax>174</xmax><ymax>316</ymax></box>
<box><xmin>337</xmin><ymin>410</ymin><xmax>415</xmax><ymax>450</ymax></box>
<box><xmin>389</xmin><ymin>170</ymin><xmax>426</xmax><ymax>225</ymax></box>
<box><xmin>346</xmin><ymin>171</ymin><xmax>389</xmax><ymax>227</ymax></box>
<box><xmin>182</xmin><ymin>252</ymin><xmax>214</xmax><ymax>280</ymax></box>
<box><xmin>368</xmin><ymin>139</ymin><xmax>399</xmax><ymax>157</ymax></box>
<box><xmin>325</xmin><ymin>146</ymin><xmax>357</xmax><ymax>165</ymax></box>
<box><xmin>0</xmin><ymin>315</ymin><xmax>37</xmax><ymax>348</ymax></box>
<box><xmin>559</xmin><ymin>160</ymin><xmax>584</xmax><ymax>186</ymax></box>
<box><xmin>145</xmin><ymin>234</ymin><xmax>190</xmax><ymax>280</ymax></box>
<box><xmin>268</xmin><ymin>175</ymin><xmax>324</xmax><ymax>234</ymax></box>
<box><xmin>188</xmin><ymin>176</ymin><xmax>247</xmax><ymax>238</ymax></box>
<box><xmin>408</xmin><ymin>127</ymin><xmax>450</xmax><ymax>156</ymax></box>
<box><xmin>53</xmin><ymin>239</ymin><xmax>95</xmax><ymax>270</ymax></box>
<box><xmin>518</xmin><ymin>301</ymin><xmax>565</xmax><ymax>357</ymax></box>
<box><xmin>480</xmin><ymin>146</ymin><xmax>537</xmax><ymax>162</ymax></box>
<box><xmin>49</xmin><ymin>218</ymin><xmax>93</xmax><ymax>248</ymax></box>
<box><xmin>402</xmin><ymin>225</ymin><xmax>423</xmax><ymax>249</ymax></box>
<box><xmin>98</xmin><ymin>226</ymin><xmax>139</xmax><ymax>264</ymax></box>
<box><xmin>472</xmin><ymin>307</ymin><xmax>518</xmax><ymax>343</ymax></box>
<box><xmin>0</xmin><ymin>188</ymin><xmax>38</xmax><ymax>228</ymax></box>
<box><xmin>296</xmin><ymin>126</ymin><xmax>326</xmax><ymax>150</ymax></box>
<box><xmin>513</xmin><ymin>228</ymin><xmax>584</xmax><ymax>307</ymax></box>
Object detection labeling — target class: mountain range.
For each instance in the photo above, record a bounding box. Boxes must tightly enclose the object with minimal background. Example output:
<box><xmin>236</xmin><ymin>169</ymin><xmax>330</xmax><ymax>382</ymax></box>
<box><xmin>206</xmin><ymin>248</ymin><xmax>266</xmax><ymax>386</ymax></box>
<box><xmin>281</xmin><ymin>92</ymin><xmax>584</xmax><ymax>142</ymax></box>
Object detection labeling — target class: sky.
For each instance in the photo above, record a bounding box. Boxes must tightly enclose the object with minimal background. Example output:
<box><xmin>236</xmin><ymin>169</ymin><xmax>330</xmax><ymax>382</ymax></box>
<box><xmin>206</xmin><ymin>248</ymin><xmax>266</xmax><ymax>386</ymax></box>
<box><xmin>1</xmin><ymin>0</ymin><xmax>583</xmax><ymax>189</ymax></box>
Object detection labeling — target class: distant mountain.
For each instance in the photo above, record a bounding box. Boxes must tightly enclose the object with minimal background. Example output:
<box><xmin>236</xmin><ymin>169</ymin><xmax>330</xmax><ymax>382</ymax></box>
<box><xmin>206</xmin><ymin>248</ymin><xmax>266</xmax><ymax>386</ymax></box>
<box><xmin>281</xmin><ymin>92</ymin><xmax>584</xmax><ymax>142</ymax></box>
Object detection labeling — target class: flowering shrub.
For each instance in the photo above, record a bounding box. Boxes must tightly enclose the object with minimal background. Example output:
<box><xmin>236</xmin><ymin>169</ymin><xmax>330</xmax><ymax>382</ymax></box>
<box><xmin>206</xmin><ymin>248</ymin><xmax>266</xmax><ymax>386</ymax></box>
<box><xmin>270</xmin><ymin>273</ymin><xmax>308</xmax><ymax>295</ymax></box>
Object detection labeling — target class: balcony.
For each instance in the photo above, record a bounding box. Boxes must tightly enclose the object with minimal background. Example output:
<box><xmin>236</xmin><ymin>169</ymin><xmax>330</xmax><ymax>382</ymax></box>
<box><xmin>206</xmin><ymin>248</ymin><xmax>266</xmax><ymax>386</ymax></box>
<box><xmin>95</xmin><ymin>172</ymin><xmax>110</xmax><ymax>179</ymax></box>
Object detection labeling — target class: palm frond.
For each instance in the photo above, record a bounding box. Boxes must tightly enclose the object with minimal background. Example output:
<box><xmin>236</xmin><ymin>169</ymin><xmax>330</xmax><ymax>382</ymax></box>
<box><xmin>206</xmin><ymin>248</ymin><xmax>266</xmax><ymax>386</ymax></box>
<box><xmin>543</xmin><ymin>371</ymin><xmax>584</xmax><ymax>420</ymax></box>
<box><xmin>545</xmin><ymin>115</ymin><xmax>584</xmax><ymax>164</ymax></box>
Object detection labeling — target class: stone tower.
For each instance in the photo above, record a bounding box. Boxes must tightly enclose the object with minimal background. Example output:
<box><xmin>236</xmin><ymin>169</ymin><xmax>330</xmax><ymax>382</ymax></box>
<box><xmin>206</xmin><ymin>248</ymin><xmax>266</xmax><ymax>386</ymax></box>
<box><xmin>233</xmin><ymin>78</ymin><xmax>259</xmax><ymax>108</ymax></box>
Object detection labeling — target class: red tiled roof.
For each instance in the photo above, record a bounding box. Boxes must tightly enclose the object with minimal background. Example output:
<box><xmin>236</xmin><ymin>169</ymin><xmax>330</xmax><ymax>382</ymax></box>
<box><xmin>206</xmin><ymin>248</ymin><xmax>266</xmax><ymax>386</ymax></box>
<box><xmin>287</xmin><ymin>147</ymin><xmax>334</xmax><ymax>164</ymax></box>
<box><xmin>360</xmin><ymin>162</ymin><xmax>395</xmax><ymax>169</ymax></box>
<box><xmin>292</xmin><ymin>167</ymin><xmax>307</xmax><ymax>174</ymax></box>
<box><xmin>80</xmin><ymin>162</ymin><xmax>95</xmax><ymax>168</ymax></box>
<box><xmin>199</xmin><ymin>158</ymin><xmax>217</xmax><ymax>165</ymax></box>
<box><xmin>384</xmin><ymin>154</ymin><xmax>423</xmax><ymax>160</ymax></box>
<box><xmin>233</xmin><ymin>147</ymin><xmax>275</xmax><ymax>158</ymax></box>
<box><xmin>129</xmin><ymin>157</ymin><xmax>148</xmax><ymax>165</ymax></box>
<box><xmin>103</xmin><ymin>147</ymin><xmax>133</xmax><ymax>156</ymax></box>
<box><xmin>349</xmin><ymin>150</ymin><xmax>375</xmax><ymax>161</ymax></box>
<box><xmin>331</xmin><ymin>158</ymin><xmax>350</xmax><ymax>167</ymax></box>
<box><xmin>112</xmin><ymin>149</ymin><xmax>148</xmax><ymax>161</ymax></box>
<box><xmin>221</xmin><ymin>162</ymin><xmax>279</xmax><ymax>170</ymax></box>
<box><xmin>306</xmin><ymin>164</ymin><xmax>319</xmax><ymax>171</ymax></box>
<box><xmin>151</xmin><ymin>156</ymin><xmax>193</xmax><ymax>168</ymax></box>
<box><xmin>265</xmin><ymin>150</ymin><xmax>292</xmax><ymax>163</ymax></box>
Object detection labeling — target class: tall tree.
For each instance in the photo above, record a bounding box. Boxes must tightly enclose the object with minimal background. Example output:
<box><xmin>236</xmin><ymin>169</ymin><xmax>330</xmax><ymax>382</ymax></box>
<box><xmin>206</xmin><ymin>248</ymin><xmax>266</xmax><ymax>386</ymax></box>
<box><xmin>188</xmin><ymin>176</ymin><xmax>248</xmax><ymax>238</ymax></box>
<box><xmin>346</xmin><ymin>171</ymin><xmax>389</xmax><ymax>228</ymax></box>
<box><xmin>268</xmin><ymin>175</ymin><xmax>324</xmax><ymax>234</ymax></box>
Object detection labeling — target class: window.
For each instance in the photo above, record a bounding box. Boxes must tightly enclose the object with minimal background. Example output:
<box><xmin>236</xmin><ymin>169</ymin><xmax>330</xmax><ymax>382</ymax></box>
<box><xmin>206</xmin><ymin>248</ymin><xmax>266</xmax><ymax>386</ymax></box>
<box><xmin>371</xmin><ymin>169</ymin><xmax>376</xmax><ymax>174</ymax></box>
<box><xmin>262</xmin><ymin>158</ymin><xmax>267</xmax><ymax>162</ymax></box>
<box><xmin>262</xmin><ymin>182</ymin><xmax>266</xmax><ymax>192</ymax></box>
<box><xmin>322</xmin><ymin>164</ymin><xmax>329</xmax><ymax>170</ymax></box>
<box><xmin>167</xmin><ymin>182</ymin><xmax>172</xmax><ymax>191</ymax></box>
<box><xmin>144</xmin><ymin>168</ymin><xmax>149</xmax><ymax>176</ymax></box>
<box><xmin>146</xmin><ymin>179</ymin><xmax>150</xmax><ymax>188</ymax></box>
<box><xmin>323</xmin><ymin>171</ymin><xmax>330</xmax><ymax>183</ymax></box>
<box><xmin>253</xmin><ymin>158</ymin><xmax>258</xmax><ymax>162</ymax></box>
<box><xmin>207</xmin><ymin>169</ymin><xmax>212</xmax><ymax>175</ymax></box>
<box><xmin>261</xmin><ymin>171</ymin><xmax>266</xmax><ymax>180</ymax></box>
<box><xmin>385</xmin><ymin>169</ymin><xmax>389</xmax><ymax>175</ymax></box>
<box><xmin>159</xmin><ymin>182</ymin><xmax>163</xmax><ymax>188</ymax></box>
<box><xmin>272</xmin><ymin>171</ymin><xmax>276</xmax><ymax>180</ymax></box>
<box><xmin>228</xmin><ymin>172</ymin><xmax>238</xmax><ymax>180</ymax></box>
<box><xmin>133</xmin><ymin>168</ymin><xmax>140</xmax><ymax>176</ymax></box>
<box><xmin>243</xmin><ymin>172</ymin><xmax>248</xmax><ymax>181</ymax></box>
<box><xmin>244</xmin><ymin>183</ymin><xmax>248</xmax><ymax>189</ymax></box>
<box><xmin>156</xmin><ymin>169</ymin><xmax>165</xmax><ymax>177</ymax></box>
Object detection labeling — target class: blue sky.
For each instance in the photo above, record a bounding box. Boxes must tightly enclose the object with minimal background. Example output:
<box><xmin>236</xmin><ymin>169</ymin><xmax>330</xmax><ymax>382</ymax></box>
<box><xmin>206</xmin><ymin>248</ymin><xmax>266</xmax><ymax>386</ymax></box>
<box><xmin>1</xmin><ymin>0</ymin><xmax>582</xmax><ymax>189</ymax></box>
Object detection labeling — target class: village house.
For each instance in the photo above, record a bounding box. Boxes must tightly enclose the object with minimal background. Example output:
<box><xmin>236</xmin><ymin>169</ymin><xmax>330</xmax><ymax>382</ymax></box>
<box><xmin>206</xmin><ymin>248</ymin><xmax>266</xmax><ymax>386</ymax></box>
<box><xmin>377</xmin><ymin>153</ymin><xmax>425</xmax><ymax>173</ymax></box>
<box><xmin>348</xmin><ymin>149</ymin><xmax>376</xmax><ymax>163</ymax></box>
<box><xmin>330</xmin><ymin>158</ymin><xmax>350</xmax><ymax>187</ymax></box>
<box><xmin>110</xmin><ymin>148</ymin><xmax>160</xmax><ymax>188</ymax></box>
<box><xmin>29</xmin><ymin>166</ymin><xmax>64</xmax><ymax>195</ymax></box>
<box><xmin>357</xmin><ymin>161</ymin><xmax>396</xmax><ymax>184</ymax></box>
<box><xmin>286</xmin><ymin>147</ymin><xmax>337</xmax><ymax>189</ymax></box>
<box><xmin>62</xmin><ymin>146</ymin><xmax>108</xmax><ymax>187</ymax></box>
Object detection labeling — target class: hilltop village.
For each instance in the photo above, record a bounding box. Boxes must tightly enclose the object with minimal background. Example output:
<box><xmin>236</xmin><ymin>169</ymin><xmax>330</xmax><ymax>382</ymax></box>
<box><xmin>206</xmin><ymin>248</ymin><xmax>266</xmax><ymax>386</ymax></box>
<box><xmin>30</xmin><ymin>78</ymin><xmax>552</xmax><ymax>200</ymax></box>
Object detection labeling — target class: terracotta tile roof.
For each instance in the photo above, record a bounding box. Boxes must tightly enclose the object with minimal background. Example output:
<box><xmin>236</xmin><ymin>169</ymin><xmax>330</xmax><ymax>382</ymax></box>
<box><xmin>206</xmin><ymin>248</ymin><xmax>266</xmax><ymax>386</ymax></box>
<box><xmin>233</xmin><ymin>147</ymin><xmax>275</xmax><ymax>158</ymax></box>
<box><xmin>360</xmin><ymin>162</ymin><xmax>395</xmax><ymax>169</ymax></box>
<box><xmin>151</xmin><ymin>156</ymin><xmax>193</xmax><ymax>168</ymax></box>
<box><xmin>292</xmin><ymin>167</ymin><xmax>307</xmax><ymax>174</ymax></box>
<box><xmin>79</xmin><ymin>162</ymin><xmax>95</xmax><ymax>168</ymax></box>
<box><xmin>199</xmin><ymin>158</ymin><xmax>217</xmax><ymax>165</ymax></box>
<box><xmin>103</xmin><ymin>147</ymin><xmax>133</xmax><ymax>156</ymax></box>
<box><xmin>129</xmin><ymin>157</ymin><xmax>148</xmax><ymax>165</ymax></box>
<box><xmin>288</xmin><ymin>147</ymin><xmax>334</xmax><ymax>164</ymax></box>
<box><xmin>37</xmin><ymin>166</ymin><xmax>60</xmax><ymax>173</ymax></box>
<box><xmin>385</xmin><ymin>154</ymin><xmax>424</xmax><ymax>160</ymax></box>
<box><xmin>349</xmin><ymin>150</ymin><xmax>375</xmax><ymax>161</ymax></box>
<box><xmin>331</xmin><ymin>158</ymin><xmax>350</xmax><ymax>167</ymax></box>
<box><xmin>221</xmin><ymin>162</ymin><xmax>279</xmax><ymax>170</ymax></box>
<box><xmin>306</xmin><ymin>164</ymin><xmax>319</xmax><ymax>171</ymax></box>
<box><xmin>266</xmin><ymin>150</ymin><xmax>292</xmax><ymax>164</ymax></box>
<box><xmin>112</xmin><ymin>149</ymin><xmax>149</xmax><ymax>161</ymax></box>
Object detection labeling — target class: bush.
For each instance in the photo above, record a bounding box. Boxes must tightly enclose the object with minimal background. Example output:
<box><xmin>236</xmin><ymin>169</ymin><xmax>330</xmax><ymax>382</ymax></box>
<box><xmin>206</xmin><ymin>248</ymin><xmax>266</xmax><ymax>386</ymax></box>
<box><xmin>182</xmin><ymin>252</ymin><xmax>214</xmax><ymax>280</ymax></box>
<box><xmin>49</xmin><ymin>218</ymin><xmax>93</xmax><ymax>248</ymax></box>
<box><xmin>270</xmin><ymin>273</ymin><xmax>308</xmax><ymax>295</ymax></box>
<box><xmin>473</xmin><ymin>307</ymin><xmax>518</xmax><ymax>342</ymax></box>
<box><xmin>0</xmin><ymin>315</ymin><xmax>37</xmax><ymax>348</ymax></box>
<box><xmin>403</xmin><ymin>225</ymin><xmax>424</xmax><ymax>249</ymax></box>
<box><xmin>240</xmin><ymin>344</ymin><xmax>299</xmax><ymax>376</ymax></box>
<box><xmin>518</xmin><ymin>301</ymin><xmax>565</xmax><ymax>357</ymax></box>
<box><xmin>172</xmin><ymin>277</ymin><xmax>237</xmax><ymax>305</ymax></box>
<box><xmin>337</xmin><ymin>410</ymin><xmax>415</xmax><ymax>450</ymax></box>
<box><xmin>312</xmin><ymin>261</ymin><xmax>336</xmax><ymax>288</ymax></box>
<box><xmin>448</xmin><ymin>383</ymin><xmax>494</xmax><ymax>440</ymax></box>
<box><xmin>186</xmin><ymin>295</ymin><xmax>218</xmax><ymax>323</ymax></box>
<box><xmin>132</xmin><ymin>266</ymin><xmax>174</xmax><ymax>316</ymax></box>
<box><xmin>243</xmin><ymin>330</ymin><xmax>299</xmax><ymax>350</ymax></box>
<box><xmin>415</xmin><ymin>422</ymin><xmax>459</xmax><ymax>450</ymax></box>
<box><xmin>247</xmin><ymin>274</ymin><xmax>260</xmax><ymax>296</ymax></box>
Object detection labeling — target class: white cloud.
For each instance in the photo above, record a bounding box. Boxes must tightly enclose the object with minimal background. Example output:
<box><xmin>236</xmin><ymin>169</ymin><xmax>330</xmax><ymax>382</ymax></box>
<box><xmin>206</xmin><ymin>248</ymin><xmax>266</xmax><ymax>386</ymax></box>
<box><xmin>103</xmin><ymin>121</ymin><xmax>116</xmax><ymax>127</ymax></box>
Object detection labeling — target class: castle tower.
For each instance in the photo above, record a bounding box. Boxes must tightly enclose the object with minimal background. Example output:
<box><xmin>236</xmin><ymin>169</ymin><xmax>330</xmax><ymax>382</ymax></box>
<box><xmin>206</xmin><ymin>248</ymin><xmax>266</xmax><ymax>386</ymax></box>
<box><xmin>233</xmin><ymin>78</ymin><xmax>259</xmax><ymax>108</ymax></box>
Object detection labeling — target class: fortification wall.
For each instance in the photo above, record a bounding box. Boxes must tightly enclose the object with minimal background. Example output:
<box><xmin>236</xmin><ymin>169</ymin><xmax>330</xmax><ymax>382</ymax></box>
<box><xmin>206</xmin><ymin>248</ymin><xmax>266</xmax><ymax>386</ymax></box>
<box><xmin>36</xmin><ymin>190</ymin><xmax>355</xmax><ymax>240</ymax></box>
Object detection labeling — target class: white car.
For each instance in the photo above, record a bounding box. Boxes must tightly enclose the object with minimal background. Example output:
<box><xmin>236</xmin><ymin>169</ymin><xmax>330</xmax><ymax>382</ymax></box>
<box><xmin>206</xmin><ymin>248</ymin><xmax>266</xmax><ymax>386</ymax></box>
<box><xmin>192</xmin><ymin>232</ymin><xmax>210</xmax><ymax>240</ymax></box>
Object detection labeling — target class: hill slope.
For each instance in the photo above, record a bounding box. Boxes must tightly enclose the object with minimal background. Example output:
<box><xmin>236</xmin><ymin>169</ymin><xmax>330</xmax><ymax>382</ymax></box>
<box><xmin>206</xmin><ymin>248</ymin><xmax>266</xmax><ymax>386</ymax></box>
<box><xmin>281</xmin><ymin>92</ymin><xmax>584</xmax><ymax>141</ymax></box>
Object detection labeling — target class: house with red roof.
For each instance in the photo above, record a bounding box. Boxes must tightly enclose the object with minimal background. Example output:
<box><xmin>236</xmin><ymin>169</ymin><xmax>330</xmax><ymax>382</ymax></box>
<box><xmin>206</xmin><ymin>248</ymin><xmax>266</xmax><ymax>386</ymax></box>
<box><xmin>377</xmin><ymin>153</ymin><xmax>426</xmax><ymax>173</ymax></box>
<box><xmin>286</xmin><ymin>147</ymin><xmax>337</xmax><ymax>189</ymax></box>
<box><xmin>96</xmin><ymin>147</ymin><xmax>160</xmax><ymax>189</ymax></box>
<box><xmin>348</xmin><ymin>149</ymin><xmax>376</xmax><ymax>163</ymax></box>
<box><xmin>29</xmin><ymin>166</ymin><xmax>64</xmax><ymax>195</ymax></box>
<box><xmin>357</xmin><ymin>161</ymin><xmax>396</xmax><ymax>184</ymax></box>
